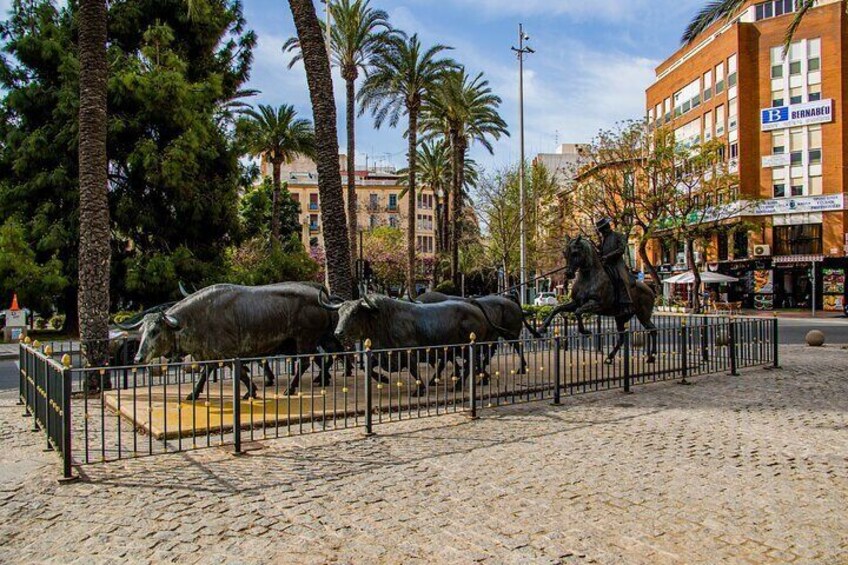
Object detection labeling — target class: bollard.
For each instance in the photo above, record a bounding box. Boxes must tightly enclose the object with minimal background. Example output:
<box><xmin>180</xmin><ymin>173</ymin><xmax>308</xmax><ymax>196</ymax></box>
<box><xmin>552</xmin><ymin>329</ymin><xmax>562</xmax><ymax>405</ymax></box>
<box><xmin>772</xmin><ymin>315</ymin><xmax>780</xmax><ymax>369</ymax></box>
<box><xmin>468</xmin><ymin>333</ymin><xmax>478</xmax><ymax>420</ymax></box>
<box><xmin>232</xmin><ymin>359</ymin><xmax>242</xmax><ymax>455</ymax></box>
<box><xmin>623</xmin><ymin>326</ymin><xmax>632</xmax><ymax>394</ymax></box>
<box><xmin>728</xmin><ymin>319</ymin><xmax>738</xmax><ymax>376</ymax></box>
<box><xmin>364</xmin><ymin>339</ymin><xmax>374</xmax><ymax>436</ymax></box>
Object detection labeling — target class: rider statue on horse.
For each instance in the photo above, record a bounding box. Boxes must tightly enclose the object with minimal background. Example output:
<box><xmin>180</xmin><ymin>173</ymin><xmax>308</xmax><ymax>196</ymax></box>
<box><xmin>595</xmin><ymin>218</ymin><xmax>635</xmax><ymax>318</ymax></box>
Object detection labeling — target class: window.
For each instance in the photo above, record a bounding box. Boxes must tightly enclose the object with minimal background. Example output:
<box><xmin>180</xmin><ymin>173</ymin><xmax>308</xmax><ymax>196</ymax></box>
<box><xmin>790</xmin><ymin>128</ymin><xmax>803</xmax><ymax>164</ymax></box>
<box><xmin>388</xmin><ymin>215</ymin><xmax>398</xmax><ymax>228</ymax></box>
<box><xmin>790</xmin><ymin>177</ymin><xmax>804</xmax><ymax>196</ymax></box>
<box><xmin>809</xmin><ymin>125</ymin><xmax>822</xmax><ymax>165</ymax></box>
<box><xmin>309</xmin><ymin>214</ymin><xmax>319</xmax><ymax>230</ymax></box>
<box><xmin>727</xmin><ymin>54</ymin><xmax>737</xmax><ymax>87</ymax></box>
<box><xmin>773</xmin><ymin>183</ymin><xmax>786</xmax><ymax>198</ymax></box>
<box><xmin>728</xmin><ymin>99</ymin><xmax>738</xmax><ymax>131</ymax></box>
<box><xmin>309</xmin><ymin>193</ymin><xmax>319</xmax><ymax>210</ymax></box>
<box><xmin>772</xmin><ymin>87</ymin><xmax>784</xmax><ymax>107</ymax></box>
<box><xmin>808</xmin><ymin>38</ymin><xmax>821</xmax><ymax>71</ymax></box>
<box><xmin>715</xmin><ymin>104</ymin><xmax>725</xmax><ymax>136</ymax></box>
<box><xmin>756</xmin><ymin>1</ymin><xmax>797</xmax><ymax>22</ymax></box>
<box><xmin>718</xmin><ymin>233</ymin><xmax>729</xmax><ymax>261</ymax></box>
<box><xmin>771</xmin><ymin>64</ymin><xmax>783</xmax><ymax>79</ymax></box>
<box><xmin>715</xmin><ymin>62</ymin><xmax>725</xmax><ymax>94</ymax></box>
<box><xmin>808</xmin><ymin>83</ymin><xmax>822</xmax><ymax>101</ymax></box>
<box><xmin>733</xmin><ymin>230</ymin><xmax>749</xmax><ymax>259</ymax></box>
<box><xmin>703</xmin><ymin>70</ymin><xmax>713</xmax><ymax>101</ymax></box>
<box><xmin>704</xmin><ymin>111</ymin><xmax>713</xmax><ymax>140</ymax></box>
<box><xmin>809</xmin><ymin>175</ymin><xmax>823</xmax><ymax>195</ymax></box>
<box><xmin>368</xmin><ymin>193</ymin><xmax>379</xmax><ymax>210</ymax></box>
<box><xmin>774</xmin><ymin>224</ymin><xmax>822</xmax><ymax>256</ymax></box>
<box><xmin>673</xmin><ymin>78</ymin><xmax>701</xmax><ymax>118</ymax></box>
<box><xmin>370</xmin><ymin>214</ymin><xmax>378</xmax><ymax>228</ymax></box>
<box><xmin>388</xmin><ymin>193</ymin><xmax>398</xmax><ymax>210</ymax></box>
<box><xmin>789</xmin><ymin>86</ymin><xmax>803</xmax><ymax>105</ymax></box>
<box><xmin>664</xmin><ymin>98</ymin><xmax>671</xmax><ymax>121</ymax></box>
<box><xmin>730</xmin><ymin>142</ymin><xmax>739</xmax><ymax>160</ymax></box>
<box><xmin>772</xmin><ymin>131</ymin><xmax>786</xmax><ymax>154</ymax></box>
<box><xmin>291</xmin><ymin>192</ymin><xmax>301</xmax><ymax>211</ymax></box>
<box><xmin>789</xmin><ymin>61</ymin><xmax>801</xmax><ymax>75</ymax></box>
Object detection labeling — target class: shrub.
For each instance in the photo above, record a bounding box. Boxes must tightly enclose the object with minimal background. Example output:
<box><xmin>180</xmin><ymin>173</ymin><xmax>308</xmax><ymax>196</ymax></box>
<box><xmin>434</xmin><ymin>280</ymin><xmax>458</xmax><ymax>295</ymax></box>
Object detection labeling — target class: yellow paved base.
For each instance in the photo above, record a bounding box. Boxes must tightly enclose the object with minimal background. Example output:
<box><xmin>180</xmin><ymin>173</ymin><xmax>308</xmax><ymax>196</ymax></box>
<box><xmin>103</xmin><ymin>386</ymin><xmax>340</xmax><ymax>440</ymax></box>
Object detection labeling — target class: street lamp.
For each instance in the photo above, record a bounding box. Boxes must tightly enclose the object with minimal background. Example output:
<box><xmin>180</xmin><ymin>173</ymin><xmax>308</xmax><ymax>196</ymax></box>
<box><xmin>512</xmin><ymin>24</ymin><xmax>534</xmax><ymax>305</ymax></box>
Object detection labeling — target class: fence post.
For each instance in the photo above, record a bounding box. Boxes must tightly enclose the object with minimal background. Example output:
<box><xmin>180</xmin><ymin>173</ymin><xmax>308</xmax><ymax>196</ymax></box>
<box><xmin>729</xmin><ymin>318</ymin><xmax>739</xmax><ymax>376</ymax></box>
<box><xmin>595</xmin><ymin>316</ymin><xmax>602</xmax><ymax>352</ymax></box>
<box><xmin>679</xmin><ymin>320</ymin><xmax>690</xmax><ymax>385</ymax></box>
<box><xmin>771</xmin><ymin>314</ymin><xmax>780</xmax><ymax>369</ymax></box>
<box><xmin>700</xmin><ymin>319</ymin><xmax>709</xmax><ymax>363</ymax></box>
<box><xmin>232</xmin><ymin>358</ymin><xmax>242</xmax><ymax>455</ymax></box>
<box><xmin>623</xmin><ymin>326</ymin><xmax>631</xmax><ymax>394</ymax></box>
<box><xmin>17</xmin><ymin>340</ymin><xmax>24</xmax><ymax>406</ymax></box>
<box><xmin>364</xmin><ymin>339</ymin><xmax>374</xmax><ymax>436</ymax></box>
<box><xmin>59</xmin><ymin>354</ymin><xmax>77</xmax><ymax>483</ymax></box>
<box><xmin>44</xmin><ymin>345</ymin><xmax>53</xmax><ymax>452</ymax></box>
<box><xmin>22</xmin><ymin>339</ymin><xmax>32</xmax><ymax>416</ymax></box>
<box><xmin>468</xmin><ymin>333</ymin><xmax>478</xmax><ymax>420</ymax></box>
<box><xmin>552</xmin><ymin>330</ymin><xmax>562</xmax><ymax>405</ymax></box>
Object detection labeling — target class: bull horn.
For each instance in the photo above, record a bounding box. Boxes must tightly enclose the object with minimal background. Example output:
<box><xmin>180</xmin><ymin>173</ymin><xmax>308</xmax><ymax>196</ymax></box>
<box><xmin>317</xmin><ymin>288</ymin><xmax>343</xmax><ymax>311</ymax></box>
<box><xmin>163</xmin><ymin>313</ymin><xmax>180</xmax><ymax>329</ymax></box>
<box><xmin>178</xmin><ymin>281</ymin><xmax>191</xmax><ymax>298</ymax></box>
<box><xmin>362</xmin><ymin>293</ymin><xmax>378</xmax><ymax>310</ymax></box>
<box><xmin>115</xmin><ymin>318</ymin><xmax>144</xmax><ymax>331</ymax></box>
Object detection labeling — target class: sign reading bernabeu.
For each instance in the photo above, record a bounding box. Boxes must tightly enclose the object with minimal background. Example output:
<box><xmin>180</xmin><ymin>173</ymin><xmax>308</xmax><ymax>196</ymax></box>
<box><xmin>761</xmin><ymin>99</ymin><xmax>834</xmax><ymax>131</ymax></box>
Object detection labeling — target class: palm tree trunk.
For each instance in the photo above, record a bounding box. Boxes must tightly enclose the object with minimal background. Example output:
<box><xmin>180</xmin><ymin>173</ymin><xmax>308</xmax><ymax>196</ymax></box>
<box><xmin>449</xmin><ymin>130</ymin><xmax>460</xmax><ymax>287</ymax></box>
<box><xmin>406</xmin><ymin>108</ymin><xmax>418</xmax><ymax>297</ymax></box>
<box><xmin>638</xmin><ymin>237</ymin><xmax>660</xmax><ymax>294</ymax></box>
<box><xmin>289</xmin><ymin>0</ymin><xmax>353</xmax><ymax>299</ymax></box>
<box><xmin>78</xmin><ymin>0</ymin><xmax>111</xmax><ymax>382</ymax></box>
<box><xmin>345</xmin><ymin>76</ymin><xmax>358</xmax><ymax>284</ymax></box>
<box><xmin>271</xmin><ymin>160</ymin><xmax>282</xmax><ymax>241</ymax></box>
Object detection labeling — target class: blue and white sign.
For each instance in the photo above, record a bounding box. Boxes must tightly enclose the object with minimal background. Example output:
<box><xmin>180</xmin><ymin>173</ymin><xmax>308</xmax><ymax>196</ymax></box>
<box><xmin>761</xmin><ymin>99</ymin><xmax>834</xmax><ymax>131</ymax></box>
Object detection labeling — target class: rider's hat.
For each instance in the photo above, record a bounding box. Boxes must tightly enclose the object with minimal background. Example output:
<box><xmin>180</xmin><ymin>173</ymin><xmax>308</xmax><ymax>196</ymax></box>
<box><xmin>595</xmin><ymin>218</ymin><xmax>612</xmax><ymax>231</ymax></box>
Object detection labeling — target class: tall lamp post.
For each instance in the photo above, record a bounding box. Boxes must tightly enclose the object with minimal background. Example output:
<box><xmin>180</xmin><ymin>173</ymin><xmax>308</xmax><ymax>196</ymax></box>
<box><xmin>512</xmin><ymin>24</ymin><xmax>534</xmax><ymax>304</ymax></box>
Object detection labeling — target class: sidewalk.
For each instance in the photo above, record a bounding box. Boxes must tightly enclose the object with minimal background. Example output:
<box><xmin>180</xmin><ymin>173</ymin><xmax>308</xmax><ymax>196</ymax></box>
<box><xmin>0</xmin><ymin>343</ymin><xmax>18</xmax><ymax>360</ymax></box>
<box><xmin>740</xmin><ymin>309</ymin><xmax>846</xmax><ymax>320</ymax></box>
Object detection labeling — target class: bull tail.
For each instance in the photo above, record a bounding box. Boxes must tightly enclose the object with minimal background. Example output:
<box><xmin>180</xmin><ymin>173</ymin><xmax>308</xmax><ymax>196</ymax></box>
<box><xmin>521</xmin><ymin>313</ymin><xmax>543</xmax><ymax>339</ymax></box>
<box><xmin>468</xmin><ymin>299</ymin><xmax>514</xmax><ymax>339</ymax></box>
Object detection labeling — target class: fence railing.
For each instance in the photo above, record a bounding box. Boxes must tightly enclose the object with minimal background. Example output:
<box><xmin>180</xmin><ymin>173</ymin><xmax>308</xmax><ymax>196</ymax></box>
<box><xmin>18</xmin><ymin>314</ymin><xmax>778</xmax><ymax>479</ymax></box>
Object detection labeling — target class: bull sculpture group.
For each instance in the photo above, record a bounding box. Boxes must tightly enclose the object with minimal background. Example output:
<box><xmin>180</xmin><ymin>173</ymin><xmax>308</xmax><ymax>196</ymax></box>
<box><xmin>119</xmin><ymin>239</ymin><xmax>658</xmax><ymax>399</ymax></box>
<box><xmin>118</xmin><ymin>282</ymin><xmax>545</xmax><ymax>400</ymax></box>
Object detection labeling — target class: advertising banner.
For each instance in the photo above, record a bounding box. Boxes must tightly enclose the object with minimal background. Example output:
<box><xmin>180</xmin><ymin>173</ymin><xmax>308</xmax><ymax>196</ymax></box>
<box><xmin>761</xmin><ymin>99</ymin><xmax>834</xmax><ymax>131</ymax></box>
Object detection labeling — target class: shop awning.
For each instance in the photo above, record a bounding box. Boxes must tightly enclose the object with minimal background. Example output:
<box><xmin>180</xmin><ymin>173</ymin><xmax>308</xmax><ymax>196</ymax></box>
<box><xmin>771</xmin><ymin>254</ymin><xmax>824</xmax><ymax>264</ymax></box>
<box><xmin>663</xmin><ymin>271</ymin><xmax>739</xmax><ymax>285</ymax></box>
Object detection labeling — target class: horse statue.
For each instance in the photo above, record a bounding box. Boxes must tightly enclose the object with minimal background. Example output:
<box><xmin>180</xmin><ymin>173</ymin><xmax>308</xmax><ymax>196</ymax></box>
<box><xmin>541</xmin><ymin>236</ymin><xmax>657</xmax><ymax>364</ymax></box>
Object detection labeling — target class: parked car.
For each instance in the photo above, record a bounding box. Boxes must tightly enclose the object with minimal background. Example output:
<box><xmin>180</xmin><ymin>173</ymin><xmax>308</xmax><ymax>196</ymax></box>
<box><xmin>534</xmin><ymin>292</ymin><xmax>558</xmax><ymax>307</ymax></box>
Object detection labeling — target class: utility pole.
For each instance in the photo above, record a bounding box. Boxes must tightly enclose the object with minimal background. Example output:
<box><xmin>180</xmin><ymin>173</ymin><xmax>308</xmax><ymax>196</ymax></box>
<box><xmin>512</xmin><ymin>24</ymin><xmax>534</xmax><ymax>304</ymax></box>
<box><xmin>322</xmin><ymin>0</ymin><xmax>333</xmax><ymax>61</ymax></box>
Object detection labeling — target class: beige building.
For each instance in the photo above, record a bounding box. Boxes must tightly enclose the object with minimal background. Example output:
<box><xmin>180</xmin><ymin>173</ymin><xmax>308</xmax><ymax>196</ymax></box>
<box><xmin>259</xmin><ymin>154</ymin><xmax>437</xmax><ymax>260</ymax></box>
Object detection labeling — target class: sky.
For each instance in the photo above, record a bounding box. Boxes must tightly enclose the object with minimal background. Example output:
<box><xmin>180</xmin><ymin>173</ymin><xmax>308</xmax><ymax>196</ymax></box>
<box><xmin>0</xmin><ymin>0</ymin><xmax>709</xmax><ymax>171</ymax></box>
<box><xmin>241</xmin><ymin>0</ymin><xmax>709</xmax><ymax>173</ymax></box>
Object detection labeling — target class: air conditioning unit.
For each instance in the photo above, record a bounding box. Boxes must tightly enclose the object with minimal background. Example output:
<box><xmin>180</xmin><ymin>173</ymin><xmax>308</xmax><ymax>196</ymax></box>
<box><xmin>753</xmin><ymin>244</ymin><xmax>771</xmax><ymax>257</ymax></box>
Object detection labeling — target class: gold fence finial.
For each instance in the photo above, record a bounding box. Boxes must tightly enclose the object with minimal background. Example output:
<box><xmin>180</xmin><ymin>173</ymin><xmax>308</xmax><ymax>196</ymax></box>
<box><xmin>364</xmin><ymin>338</ymin><xmax>372</xmax><ymax>351</ymax></box>
<box><xmin>44</xmin><ymin>344</ymin><xmax>53</xmax><ymax>356</ymax></box>
<box><xmin>61</xmin><ymin>354</ymin><xmax>72</xmax><ymax>368</ymax></box>
<box><xmin>469</xmin><ymin>332</ymin><xmax>476</xmax><ymax>343</ymax></box>
<box><xmin>32</xmin><ymin>339</ymin><xmax>41</xmax><ymax>349</ymax></box>
<box><xmin>24</xmin><ymin>336</ymin><xmax>31</xmax><ymax>345</ymax></box>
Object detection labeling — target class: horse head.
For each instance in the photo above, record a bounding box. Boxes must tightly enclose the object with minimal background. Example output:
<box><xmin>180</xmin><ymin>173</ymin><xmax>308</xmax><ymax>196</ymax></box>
<box><xmin>564</xmin><ymin>235</ymin><xmax>594</xmax><ymax>279</ymax></box>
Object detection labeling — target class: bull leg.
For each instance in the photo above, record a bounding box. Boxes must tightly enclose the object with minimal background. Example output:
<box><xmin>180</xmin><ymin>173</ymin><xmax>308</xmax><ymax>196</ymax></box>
<box><xmin>284</xmin><ymin>357</ymin><xmax>309</xmax><ymax>396</ymax></box>
<box><xmin>313</xmin><ymin>355</ymin><xmax>333</xmax><ymax>386</ymax></box>
<box><xmin>240</xmin><ymin>365</ymin><xmax>257</xmax><ymax>400</ymax></box>
<box><xmin>513</xmin><ymin>341</ymin><xmax>529</xmax><ymax>374</ymax></box>
<box><xmin>186</xmin><ymin>366</ymin><xmax>212</xmax><ymax>401</ymax></box>
<box><xmin>263</xmin><ymin>361</ymin><xmax>275</xmax><ymax>386</ymax></box>
<box><xmin>409</xmin><ymin>363</ymin><xmax>427</xmax><ymax>397</ymax></box>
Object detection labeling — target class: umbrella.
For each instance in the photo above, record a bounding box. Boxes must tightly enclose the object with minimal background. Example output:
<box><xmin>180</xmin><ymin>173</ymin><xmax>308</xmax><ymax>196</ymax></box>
<box><xmin>663</xmin><ymin>271</ymin><xmax>738</xmax><ymax>285</ymax></box>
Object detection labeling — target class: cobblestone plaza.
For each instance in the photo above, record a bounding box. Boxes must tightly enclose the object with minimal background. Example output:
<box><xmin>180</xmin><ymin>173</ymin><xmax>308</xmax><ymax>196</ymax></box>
<box><xmin>0</xmin><ymin>345</ymin><xmax>845</xmax><ymax>563</ymax></box>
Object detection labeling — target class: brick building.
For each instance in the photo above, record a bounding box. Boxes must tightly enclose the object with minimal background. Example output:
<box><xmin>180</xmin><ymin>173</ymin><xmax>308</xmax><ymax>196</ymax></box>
<box><xmin>646</xmin><ymin>0</ymin><xmax>848</xmax><ymax>312</ymax></box>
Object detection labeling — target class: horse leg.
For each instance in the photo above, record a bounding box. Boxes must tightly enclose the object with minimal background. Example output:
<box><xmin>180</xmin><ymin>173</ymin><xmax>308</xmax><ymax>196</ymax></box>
<box><xmin>576</xmin><ymin>314</ymin><xmax>591</xmax><ymax>336</ymax></box>
<box><xmin>186</xmin><ymin>366</ymin><xmax>211</xmax><ymax>401</ymax></box>
<box><xmin>605</xmin><ymin>317</ymin><xmax>628</xmax><ymax>365</ymax></box>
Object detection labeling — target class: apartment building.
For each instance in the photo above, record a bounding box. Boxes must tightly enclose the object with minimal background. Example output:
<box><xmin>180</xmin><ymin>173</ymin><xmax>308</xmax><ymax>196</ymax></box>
<box><xmin>646</xmin><ymin>0</ymin><xmax>848</xmax><ymax>312</ymax></box>
<box><xmin>259</xmin><ymin>154</ymin><xmax>438</xmax><ymax>264</ymax></box>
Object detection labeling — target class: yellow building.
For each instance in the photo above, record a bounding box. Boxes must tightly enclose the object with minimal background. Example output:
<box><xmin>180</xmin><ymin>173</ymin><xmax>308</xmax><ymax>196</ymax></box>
<box><xmin>259</xmin><ymin>154</ymin><xmax>437</xmax><ymax>260</ymax></box>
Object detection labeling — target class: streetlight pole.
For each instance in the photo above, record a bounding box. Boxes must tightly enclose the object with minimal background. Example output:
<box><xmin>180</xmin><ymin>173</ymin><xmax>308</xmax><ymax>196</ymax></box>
<box><xmin>512</xmin><ymin>24</ymin><xmax>534</xmax><ymax>304</ymax></box>
<box><xmin>322</xmin><ymin>0</ymin><xmax>333</xmax><ymax>61</ymax></box>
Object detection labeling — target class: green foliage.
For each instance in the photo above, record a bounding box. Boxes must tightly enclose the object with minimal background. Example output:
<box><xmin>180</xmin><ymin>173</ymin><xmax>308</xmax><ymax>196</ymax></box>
<box><xmin>227</xmin><ymin>236</ymin><xmax>319</xmax><ymax>287</ymax></box>
<box><xmin>0</xmin><ymin>0</ymin><xmax>256</xmax><ymax>312</ymax></box>
<box><xmin>0</xmin><ymin>218</ymin><xmax>68</xmax><ymax>313</ymax></box>
<box><xmin>239</xmin><ymin>179</ymin><xmax>302</xmax><ymax>241</ymax></box>
<box><xmin>434</xmin><ymin>280</ymin><xmax>458</xmax><ymax>295</ymax></box>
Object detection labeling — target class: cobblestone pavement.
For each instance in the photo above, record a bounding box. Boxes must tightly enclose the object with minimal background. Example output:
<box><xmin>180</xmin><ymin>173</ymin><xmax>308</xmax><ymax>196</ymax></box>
<box><xmin>1</xmin><ymin>345</ymin><xmax>846</xmax><ymax>564</ymax></box>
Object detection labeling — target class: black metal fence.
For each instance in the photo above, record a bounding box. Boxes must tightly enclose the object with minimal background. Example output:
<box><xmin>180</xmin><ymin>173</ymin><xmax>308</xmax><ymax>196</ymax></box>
<box><xmin>18</xmin><ymin>315</ymin><xmax>778</xmax><ymax>479</ymax></box>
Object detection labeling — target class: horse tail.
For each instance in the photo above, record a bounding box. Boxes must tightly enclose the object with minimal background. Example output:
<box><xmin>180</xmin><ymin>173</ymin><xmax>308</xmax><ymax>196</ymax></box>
<box><xmin>469</xmin><ymin>298</ymin><xmax>515</xmax><ymax>339</ymax></box>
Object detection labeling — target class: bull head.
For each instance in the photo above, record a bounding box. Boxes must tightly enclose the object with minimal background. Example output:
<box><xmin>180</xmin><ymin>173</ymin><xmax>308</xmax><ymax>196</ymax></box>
<box><xmin>361</xmin><ymin>293</ymin><xmax>377</xmax><ymax>310</ymax></box>
<box><xmin>317</xmin><ymin>287</ymin><xmax>345</xmax><ymax>311</ymax></box>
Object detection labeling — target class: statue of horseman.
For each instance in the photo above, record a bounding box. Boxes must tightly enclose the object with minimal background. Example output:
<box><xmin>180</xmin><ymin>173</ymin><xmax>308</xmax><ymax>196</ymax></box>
<box><xmin>595</xmin><ymin>217</ymin><xmax>635</xmax><ymax>318</ymax></box>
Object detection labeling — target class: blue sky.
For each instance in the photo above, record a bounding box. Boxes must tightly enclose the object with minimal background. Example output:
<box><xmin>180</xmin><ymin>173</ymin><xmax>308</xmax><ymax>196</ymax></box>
<box><xmin>0</xmin><ymin>0</ymin><xmax>708</xmax><ymax>170</ymax></box>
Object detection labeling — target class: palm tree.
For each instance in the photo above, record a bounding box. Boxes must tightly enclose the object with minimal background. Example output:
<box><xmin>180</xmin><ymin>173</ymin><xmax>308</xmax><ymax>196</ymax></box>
<box><xmin>682</xmin><ymin>0</ymin><xmax>826</xmax><ymax>47</ymax></box>
<box><xmin>398</xmin><ymin>140</ymin><xmax>451</xmax><ymax>255</ymax></box>
<box><xmin>78</xmin><ymin>0</ymin><xmax>111</xmax><ymax>377</ymax></box>
<box><xmin>422</xmin><ymin>69</ymin><xmax>508</xmax><ymax>286</ymax></box>
<box><xmin>239</xmin><ymin>104</ymin><xmax>316</xmax><ymax>241</ymax></box>
<box><xmin>287</xmin><ymin>0</ymin><xmax>353</xmax><ymax>299</ymax></box>
<box><xmin>284</xmin><ymin>1</ymin><xmax>393</xmax><ymax>277</ymax></box>
<box><xmin>358</xmin><ymin>34</ymin><xmax>455</xmax><ymax>295</ymax></box>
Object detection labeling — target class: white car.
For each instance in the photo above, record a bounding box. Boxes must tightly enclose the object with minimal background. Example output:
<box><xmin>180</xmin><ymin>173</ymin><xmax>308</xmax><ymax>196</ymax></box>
<box><xmin>534</xmin><ymin>292</ymin><xmax>558</xmax><ymax>307</ymax></box>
